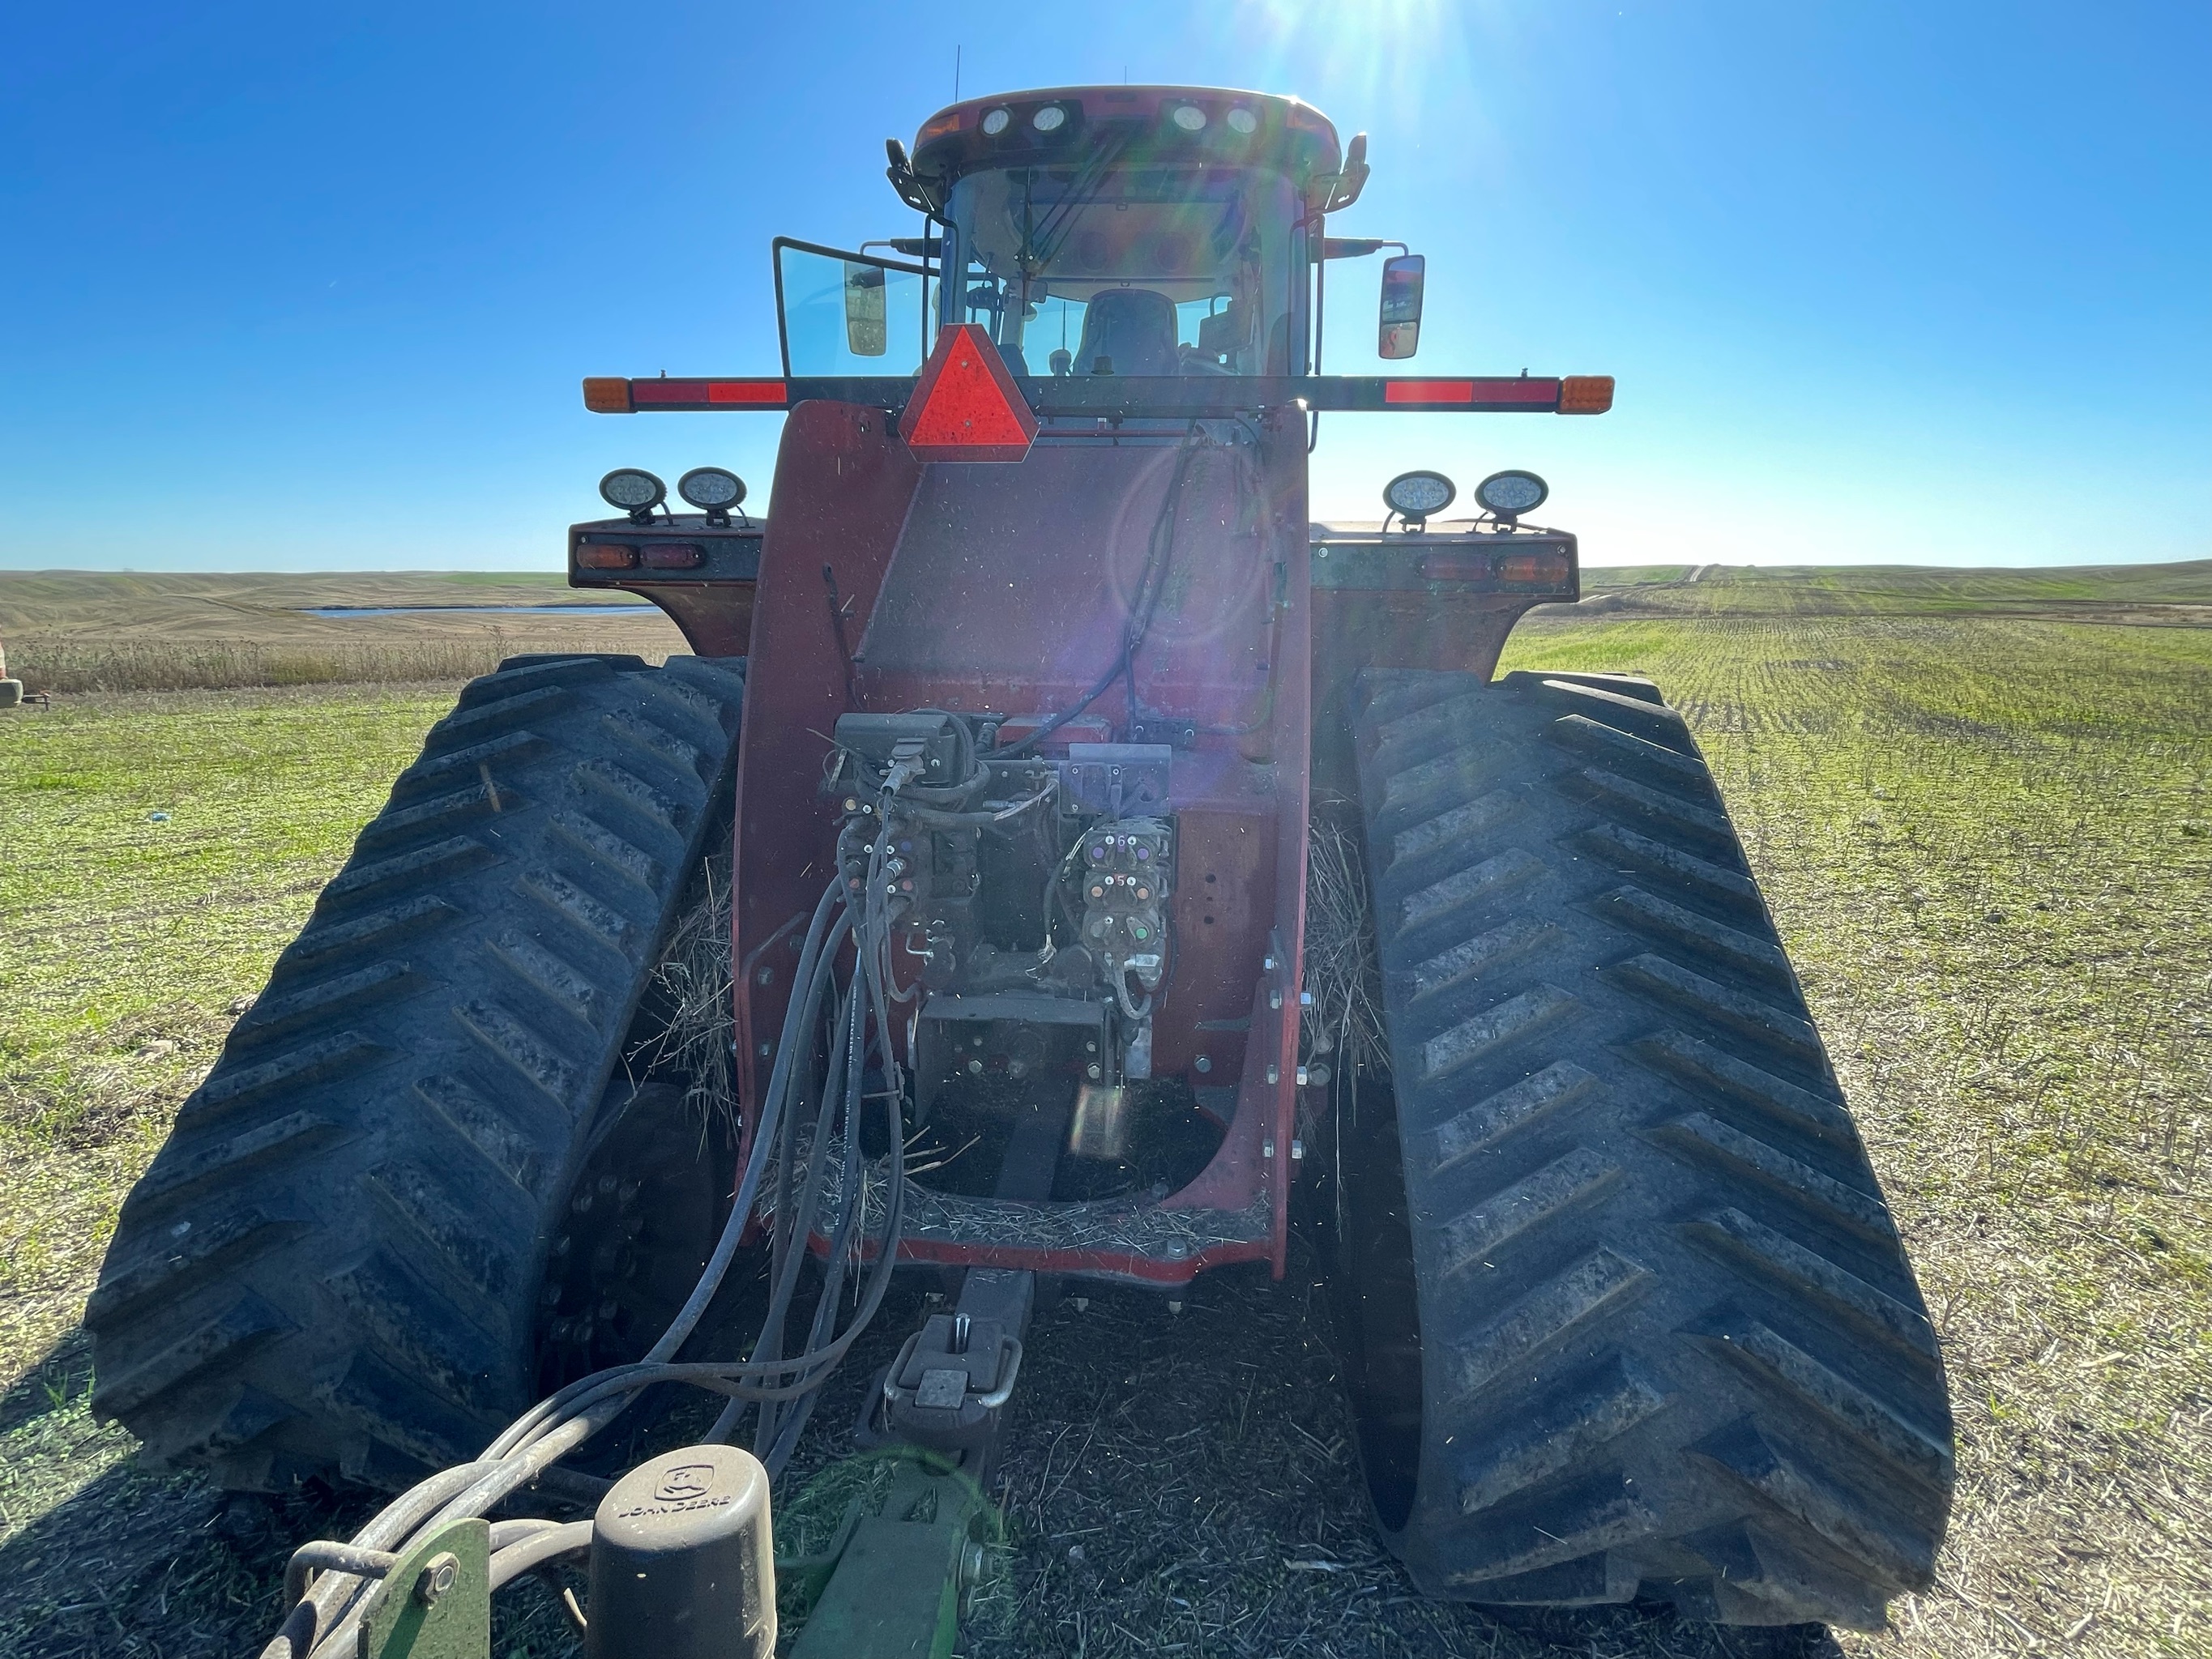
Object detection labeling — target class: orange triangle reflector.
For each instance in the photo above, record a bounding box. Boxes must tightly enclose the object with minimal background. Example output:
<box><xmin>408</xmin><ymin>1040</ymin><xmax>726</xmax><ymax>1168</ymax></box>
<box><xmin>901</xmin><ymin>324</ymin><xmax>1039</xmax><ymax>463</ymax></box>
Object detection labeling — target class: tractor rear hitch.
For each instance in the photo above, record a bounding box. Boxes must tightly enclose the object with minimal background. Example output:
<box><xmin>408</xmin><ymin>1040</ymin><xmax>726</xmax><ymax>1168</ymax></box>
<box><xmin>793</xmin><ymin>1267</ymin><xmax>1034</xmax><ymax>1658</ymax></box>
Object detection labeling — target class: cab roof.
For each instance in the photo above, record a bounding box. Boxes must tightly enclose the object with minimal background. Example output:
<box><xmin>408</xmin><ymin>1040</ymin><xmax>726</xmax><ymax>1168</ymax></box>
<box><xmin>911</xmin><ymin>86</ymin><xmax>1343</xmax><ymax>186</ymax></box>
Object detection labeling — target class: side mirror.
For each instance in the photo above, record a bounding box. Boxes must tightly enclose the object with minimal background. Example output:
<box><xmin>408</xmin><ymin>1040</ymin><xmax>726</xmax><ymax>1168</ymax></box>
<box><xmin>843</xmin><ymin>262</ymin><xmax>888</xmax><ymax>356</ymax></box>
<box><xmin>1378</xmin><ymin>254</ymin><xmax>1424</xmax><ymax>360</ymax></box>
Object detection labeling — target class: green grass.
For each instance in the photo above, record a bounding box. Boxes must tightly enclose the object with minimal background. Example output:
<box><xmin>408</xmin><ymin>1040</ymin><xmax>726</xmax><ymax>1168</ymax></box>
<box><xmin>1574</xmin><ymin>558</ymin><xmax>2212</xmax><ymax>614</ymax></box>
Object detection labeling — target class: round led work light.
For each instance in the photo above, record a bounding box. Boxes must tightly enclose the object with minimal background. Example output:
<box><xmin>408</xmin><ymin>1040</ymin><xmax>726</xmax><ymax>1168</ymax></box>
<box><xmin>1172</xmin><ymin>104</ymin><xmax>1208</xmax><ymax>131</ymax></box>
<box><xmin>1226</xmin><ymin>107</ymin><xmax>1258</xmax><ymax>134</ymax></box>
<box><xmin>1475</xmin><ymin>469</ymin><xmax>1549</xmax><ymax>519</ymax></box>
<box><xmin>980</xmin><ymin>108</ymin><xmax>1012</xmax><ymax>136</ymax></box>
<box><xmin>1031</xmin><ymin>104</ymin><xmax>1066</xmax><ymax>132</ymax></box>
<box><xmin>677</xmin><ymin>467</ymin><xmax>746</xmax><ymax>521</ymax></box>
<box><xmin>600</xmin><ymin>468</ymin><xmax>666</xmax><ymax>523</ymax></box>
<box><xmin>1383</xmin><ymin>469</ymin><xmax>1456</xmax><ymax>523</ymax></box>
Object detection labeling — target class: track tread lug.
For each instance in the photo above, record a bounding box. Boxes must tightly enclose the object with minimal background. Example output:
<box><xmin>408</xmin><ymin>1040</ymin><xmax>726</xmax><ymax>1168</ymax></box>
<box><xmin>453</xmin><ymin>997</ymin><xmax>583</xmax><ymax>1102</ymax></box>
<box><xmin>1686</xmin><ymin>1307</ymin><xmax>1951</xmax><ymax>1489</ymax></box>
<box><xmin>1447</xmin><ymin>1247</ymin><xmax>1654</xmax><ymax>1401</ymax></box>
<box><xmin>1403</xmin><ymin>916</ymin><xmax>1561</xmax><ymax>1006</ymax></box>
<box><xmin>1428</xmin><ymin>1061</ymin><xmax>1599</xmax><ymax>1173</ymax></box>
<box><xmin>177</xmin><ymin>1030</ymin><xmax>391</xmax><ymax>1124</ymax></box>
<box><xmin>92</xmin><ymin>1293</ymin><xmax>293</xmax><ymax>1418</ymax></box>
<box><xmin>1416</xmin><ymin>984</ymin><xmax>1581</xmax><ymax>1085</ymax></box>
<box><xmin>227</xmin><ymin>960</ymin><xmax>424</xmax><ymax>1049</ymax></box>
<box><xmin>1610</xmin><ymin>951</ymin><xmax>1825</xmax><ymax>1064</ymax></box>
<box><xmin>1648</xmin><ymin>1111</ymin><xmax>1891</xmax><ymax>1239</ymax></box>
<box><xmin>1433</xmin><ymin>1146</ymin><xmax>1621</xmax><ymax>1275</ymax></box>
<box><xmin>288</xmin><ymin>894</ymin><xmax>459</xmax><ymax>970</ymax></box>
<box><xmin>1456</xmin><ymin>1354</ymin><xmax>1671</xmax><ymax>1516</ymax></box>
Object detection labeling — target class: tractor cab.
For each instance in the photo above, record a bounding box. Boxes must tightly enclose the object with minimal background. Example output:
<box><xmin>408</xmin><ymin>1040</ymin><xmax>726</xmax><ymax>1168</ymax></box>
<box><xmin>775</xmin><ymin>87</ymin><xmax>1421</xmax><ymax>385</ymax></box>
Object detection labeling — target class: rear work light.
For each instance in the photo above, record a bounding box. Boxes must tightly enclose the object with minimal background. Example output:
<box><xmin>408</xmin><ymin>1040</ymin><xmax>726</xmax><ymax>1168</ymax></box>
<box><xmin>1558</xmin><ymin>375</ymin><xmax>1616</xmax><ymax>415</ymax></box>
<box><xmin>575</xmin><ymin>544</ymin><xmax>637</xmax><ymax>570</ymax></box>
<box><xmin>640</xmin><ymin>544</ymin><xmax>704</xmax><ymax>570</ymax></box>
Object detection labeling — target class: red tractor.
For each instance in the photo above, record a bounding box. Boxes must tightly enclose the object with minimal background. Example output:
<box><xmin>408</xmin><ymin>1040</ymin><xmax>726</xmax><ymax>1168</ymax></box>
<box><xmin>94</xmin><ymin>85</ymin><xmax>1951</xmax><ymax>1654</ymax></box>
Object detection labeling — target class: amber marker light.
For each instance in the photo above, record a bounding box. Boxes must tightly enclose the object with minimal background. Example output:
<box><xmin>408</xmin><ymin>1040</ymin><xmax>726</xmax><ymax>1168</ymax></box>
<box><xmin>583</xmin><ymin>377</ymin><xmax>633</xmax><ymax>414</ymax></box>
<box><xmin>575</xmin><ymin>544</ymin><xmax>638</xmax><ymax>570</ymax></box>
<box><xmin>1498</xmin><ymin>549</ymin><xmax>1573</xmax><ymax>584</ymax></box>
<box><xmin>1558</xmin><ymin>375</ymin><xmax>1616</xmax><ymax>415</ymax></box>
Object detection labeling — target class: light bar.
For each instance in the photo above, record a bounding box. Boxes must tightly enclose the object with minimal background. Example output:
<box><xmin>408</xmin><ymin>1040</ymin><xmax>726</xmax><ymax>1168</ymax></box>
<box><xmin>583</xmin><ymin>374</ymin><xmax>1614</xmax><ymax>417</ymax></box>
<box><xmin>623</xmin><ymin>378</ymin><xmax>790</xmax><ymax>410</ymax></box>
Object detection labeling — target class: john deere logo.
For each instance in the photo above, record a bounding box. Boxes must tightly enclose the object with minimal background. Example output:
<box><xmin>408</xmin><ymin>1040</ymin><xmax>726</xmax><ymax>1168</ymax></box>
<box><xmin>654</xmin><ymin>1465</ymin><xmax>716</xmax><ymax>1503</ymax></box>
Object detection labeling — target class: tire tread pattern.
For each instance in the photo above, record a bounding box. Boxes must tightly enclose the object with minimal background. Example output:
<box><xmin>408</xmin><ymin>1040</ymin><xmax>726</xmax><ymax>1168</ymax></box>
<box><xmin>88</xmin><ymin>654</ymin><xmax>744</xmax><ymax>1490</ymax></box>
<box><xmin>1350</xmin><ymin>667</ymin><xmax>1950</xmax><ymax>1629</ymax></box>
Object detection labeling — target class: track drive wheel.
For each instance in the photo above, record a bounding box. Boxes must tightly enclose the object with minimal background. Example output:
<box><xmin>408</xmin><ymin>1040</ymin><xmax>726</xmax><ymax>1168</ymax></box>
<box><xmin>87</xmin><ymin>653</ymin><xmax>745</xmax><ymax>1491</ymax></box>
<box><xmin>1337</xmin><ymin>668</ymin><xmax>1952</xmax><ymax>1628</ymax></box>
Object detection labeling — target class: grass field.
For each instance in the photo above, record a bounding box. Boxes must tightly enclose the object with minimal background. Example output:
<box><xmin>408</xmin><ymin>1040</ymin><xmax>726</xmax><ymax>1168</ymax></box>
<box><xmin>1</xmin><ymin>566</ymin><xmax>2207</xmax><ymax>1657</ymax></box>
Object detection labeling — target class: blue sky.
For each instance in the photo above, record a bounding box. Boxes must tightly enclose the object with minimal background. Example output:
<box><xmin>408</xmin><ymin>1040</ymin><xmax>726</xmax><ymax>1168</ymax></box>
<box><xmin>2</xmin><ymin>1</ymin><xmax>2205</xmax><ymax>571</ymax></box>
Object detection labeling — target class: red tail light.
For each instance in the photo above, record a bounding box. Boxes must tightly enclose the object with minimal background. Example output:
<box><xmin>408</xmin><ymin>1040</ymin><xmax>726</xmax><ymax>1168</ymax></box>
<box><xmin>641</xmin><ymin>544</ymin><xmax>704</xmax><ymax>570</ymax></box>
<box><xmin>623</xmin><ymin>379</ymin><xmax>789</xmax><ymax>409</ymax></box>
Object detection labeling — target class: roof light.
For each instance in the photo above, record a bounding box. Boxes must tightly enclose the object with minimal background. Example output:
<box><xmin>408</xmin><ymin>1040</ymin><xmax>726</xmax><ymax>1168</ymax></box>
<box><xmin>1384</xmin><ymin>470</ymin><xmax>1456</xmax><ymax>522</ymax></box>
<box><xmin>1558</xmin><ymin>375</ymin><xmax>1616</xmax><ymax>415</ymax></box>
<box><xmin>677</xmin><ymin>467</ymin><xmax>745</xmax><ymax>511</ymax></box>
<box><xmin>599</xmin><ymin>469</ymin><xmax>665</xmax><ymax>522</ymax></box>
<box><xmin>901</xmin><ymin>324</ymin><xmax>1039</xmax><ymax>463</ymax></box>
<box><xmin>1226</xmin><ymin>107</ymin><xmax>1258</xmax><ymax>134</ymax></box>
<box><xmin>1475</xmin><ymin>470</ymin><xmax>1549</xmax><ymax>518</ymax></box>
<box><xmin>677</xmin><ymin>467</ymin><xmax>745</xmax><ymax>527</ymax></box>
<box><xmin>980</xmin><ymin>107</ymin><xmax>1011</xmax><ymax>135</ymax></box>
<box><xmin>916</xmin><ymin>109</ymin><xmax>960</xmax><ymax>143</ymax></box>
<box><xmin>1032</xmin><ymin>104</ymin><xmax>1066</xmax><ymax>131</ymax></box>
<box><xmin>1172</xmin><ymin>104</ymin><xmax>1207</xmax><ymax>131</ymax></box>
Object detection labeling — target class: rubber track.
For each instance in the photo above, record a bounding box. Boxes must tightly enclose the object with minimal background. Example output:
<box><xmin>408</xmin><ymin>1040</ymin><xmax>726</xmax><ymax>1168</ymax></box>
<box><xmin>1348</xmin><ymin>668</ymin><xmax>1952</xmax><ymax>1628</ymax></box>
<box><xmin>88</xmin><ymin>655</ymin><xmax>745</xmax><ymax>1491</ymax></box>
